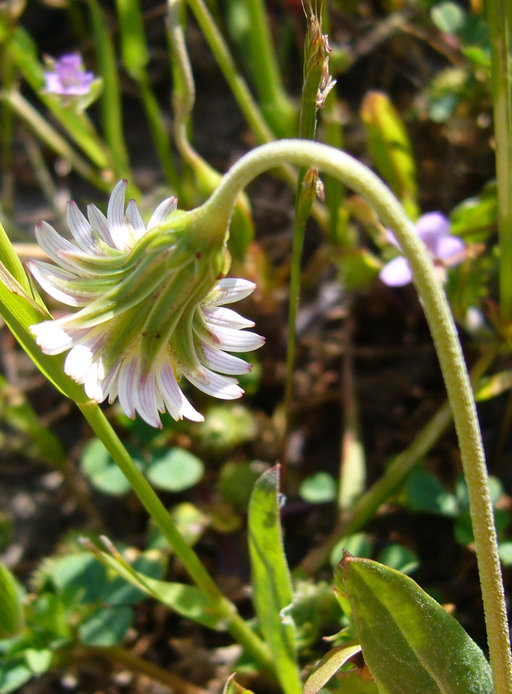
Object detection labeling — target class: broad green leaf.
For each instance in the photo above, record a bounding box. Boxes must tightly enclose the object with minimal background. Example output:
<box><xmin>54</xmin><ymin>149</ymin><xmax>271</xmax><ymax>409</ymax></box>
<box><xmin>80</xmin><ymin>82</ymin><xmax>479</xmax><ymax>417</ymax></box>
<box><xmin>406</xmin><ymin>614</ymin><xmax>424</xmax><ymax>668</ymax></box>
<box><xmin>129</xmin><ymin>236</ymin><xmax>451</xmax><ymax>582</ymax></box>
<box><xmin>78</xmin><ymin>606</ymin><xmax>132</xmax><ymax>646</ymax></box>
<box><xmin>405</xmin><ymin>469</ymin><xmax>458</xmax><ymax>516</ymax></box>
<box><xmin>0</xmin><ymin>658</ymin><xmax>33</xmax><ymax>694</ymax></box>
<box><xmin>360</xmin><ymin>92</ymin><xmax>418</xmax><ymax>218</ymax></box>
<box><xmin>147</xmin><ymin>448</ymin><xmax>204</xmax><ymax>492</ymax></box>
<box><xmin>80</xmin><ymin>438</ymin><xmax>136</xmax><ymax>496</ymax></box>
<box><xmin>336</xmin><ymin>555</ymin><xmax>493</xmax><ymax>694</ymax></box>
<box><xmin>24</xmin><ymin>648</ymin><xmax>52</xmax><ymax>675</ymax></box>
<box><xmin>299</xmin><ymin>472</ymin><xmax>337</xmax><ymax>504</ymax></box>
<box><xmin>303</xmin><ymin>644</ymin><xmax>362</xmax><ymax>694</ymax></box>
<box><xmin>377</xmin><ymin>544</ymin><xmax>418</xmax><ymax>575</ymax></box>
<box><xmin>431</xmin><ymin>2</ymin><xmax>466</xmax><ymax>35</ymax></box>
<box><xmin>82</xmin><ymin>540</ymin><xmax>223</xmax><ymax>629</ymax></box>
<box><xmin>48</xmin><ymin>553</ymin><xmax>108</xmax><ymax>603</ymax></box>
<box><xmin>248</xmin><ymin>467</ymin><xmax>302</xmax><ymax>694</ymax></box>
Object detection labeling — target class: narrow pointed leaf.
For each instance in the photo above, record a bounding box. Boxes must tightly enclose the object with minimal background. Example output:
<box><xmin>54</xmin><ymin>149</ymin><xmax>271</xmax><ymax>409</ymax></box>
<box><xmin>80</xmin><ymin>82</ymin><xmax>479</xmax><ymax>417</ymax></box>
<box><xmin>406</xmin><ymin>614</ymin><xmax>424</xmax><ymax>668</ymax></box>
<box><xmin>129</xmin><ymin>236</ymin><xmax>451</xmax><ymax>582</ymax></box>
<box><xmin>248</xmin><ymin>466</ymin><xmax>302</xmax><ymax>694</ymax></box>
<box><xmin>304</xmin><ymin>644</ymin><xmax>362</xmax><ymax>694</ymax></box>
<box><xmin>223</xmin><ymin>673</ymin><xmax>255</xmax><ymax>694</ymax></box>
<box><xmin>336</xmin><ymin>555</ymin><xmax>493</xmax><ymax>694</ymax></box>
<box><xmin>82</xmin><ymin>540</ymin><xmax>223</xmax><ymax>629</ymax></box>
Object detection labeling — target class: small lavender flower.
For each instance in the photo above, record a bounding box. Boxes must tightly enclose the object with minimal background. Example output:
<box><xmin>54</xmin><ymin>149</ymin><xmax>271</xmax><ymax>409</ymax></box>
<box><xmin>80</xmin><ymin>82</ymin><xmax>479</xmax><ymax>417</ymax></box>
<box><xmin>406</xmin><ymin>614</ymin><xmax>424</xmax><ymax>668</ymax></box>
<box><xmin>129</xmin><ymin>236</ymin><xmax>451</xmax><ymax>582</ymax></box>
<box><xmin>44</xmin><ymin>53</ymin><xmax>95</xmax><ymax>96</ymax></box>
<box><xmin>379</xmin><ymin>212</ymin><xmax>466</xmax><ymax>287</ymax></box>
<box><xmin>29</xmin><ymin>181</ymin><xmax>264</xmax><ymax>428</ymax></box>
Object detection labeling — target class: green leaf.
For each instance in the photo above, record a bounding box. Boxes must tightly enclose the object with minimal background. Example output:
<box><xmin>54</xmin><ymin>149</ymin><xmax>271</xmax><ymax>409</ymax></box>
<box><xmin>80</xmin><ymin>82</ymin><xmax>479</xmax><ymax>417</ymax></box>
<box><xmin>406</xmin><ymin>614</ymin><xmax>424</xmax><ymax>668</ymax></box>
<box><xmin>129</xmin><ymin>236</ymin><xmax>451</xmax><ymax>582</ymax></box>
<box><xmin>115</xmin><ymin>0</ymin><xmax>149</xmax><ymax>77</ymax></box>
<box><xmin>80</xmin><ymin>438</ymin><xmax>138</xmax><ymax>496</ymax></box>
<box><xmin>431</xmin><ymin>2</ymin><xmax>466</xmax><ymax>35</ymax></box>
<box><xmin>0</xmin><ymin>564</ymin><xmax>24</xmax><ymax>639</ymax></box>
<box><xmin>248</xmin><ymin>467</ymin><xmax>302</xmax><ymax>694</ymax></box>
<box><xmin>331</xmin><ymin>533</ymin><xmax>373</xmax><ymax>567</ymax></box>
<box><xmin>24</xmin><ymin>648</ymin><xmax>53</xmax><ymax>675</ymax></box>
<box><xmin>303</xmin><ymin>644</ymin><xmax>362</xmax><ymax>694</ymax></box>
<box><xmin>377</xmin><ymin>544</ymin><xmax>419</xmax><ymax>575</ymax></box>
<box><xmin>82</xmin><ymin>540</ymin><xmax>223</xmax><ymax>629</ymax></box>
<box><xmin>78</xmin><ymin>606</ymin><xmax>133</xmax><ymax>646</ymax></box>
<box><xmin>336</xmin><ymin>555</ymin><xmax>493</xmax><ymax>693</ymax></box>
<box><xmin>0</xmin><ymin>658</ymin><xmax>33</xmax><ymax>694</ymax></box>
<box><xmin>147</xmin><ymin>448</ymin><xmax>204</xmax><ymax>492</ymax></box>
<box><xmin>49</xmin><ymin>553</ymin><xmax>108</xmax><ymax>603</ymax></box>
<box><xmin>299</xmin><ymin>472</ymin><xmax>337</xmax><ymax>504</ymax></box>
<box><xmin>405</xmin><ymin>470</ymin><xmax>458</xmax><ymax>516</ymax></box>
<box><xmin>360</xmin><ymin>92</ymin><xmax>418</xmax><ymax>218</ymax></box>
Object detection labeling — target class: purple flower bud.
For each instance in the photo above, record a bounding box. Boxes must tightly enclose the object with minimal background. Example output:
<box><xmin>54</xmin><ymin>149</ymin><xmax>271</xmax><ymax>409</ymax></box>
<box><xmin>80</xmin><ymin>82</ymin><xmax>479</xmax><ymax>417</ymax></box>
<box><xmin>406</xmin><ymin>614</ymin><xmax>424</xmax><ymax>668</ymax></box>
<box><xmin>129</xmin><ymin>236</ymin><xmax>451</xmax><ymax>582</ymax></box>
<box><xmin>44</xmin><ymin>53</ymin><xmax>95</xmax><ymax>96</ymax></box>
<box><xmin>380</xmin><ymin>212</ymin><xmax>466</xmax><ymax>287</ymax></box>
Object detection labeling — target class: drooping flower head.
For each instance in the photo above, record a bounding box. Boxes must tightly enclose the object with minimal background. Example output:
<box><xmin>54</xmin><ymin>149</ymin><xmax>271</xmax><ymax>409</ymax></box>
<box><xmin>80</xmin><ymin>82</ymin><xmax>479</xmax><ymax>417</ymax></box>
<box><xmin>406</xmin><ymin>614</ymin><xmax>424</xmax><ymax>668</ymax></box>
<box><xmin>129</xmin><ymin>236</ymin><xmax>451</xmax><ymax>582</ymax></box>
<box><xmin>379</xmin><ymin>212</ymin><xmax>466</xmax><ymax>287</ymax></box>
<box><xmin>29</xmin><ymin>181</ymin><xmax>264</xmax><ymax>428</ymax></box>
<box><xmin>44</xmin><ymin>53</ymin><xmax>95</xmax><ymax>96</ymax></box>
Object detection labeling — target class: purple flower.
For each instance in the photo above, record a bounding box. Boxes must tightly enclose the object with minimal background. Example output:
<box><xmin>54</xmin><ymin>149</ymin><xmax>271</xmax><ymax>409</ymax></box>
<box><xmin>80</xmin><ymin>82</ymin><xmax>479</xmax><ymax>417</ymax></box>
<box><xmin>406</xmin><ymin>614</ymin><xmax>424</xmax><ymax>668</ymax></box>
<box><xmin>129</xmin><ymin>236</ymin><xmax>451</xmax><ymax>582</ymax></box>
<box><xmin>379</xmin><ymin>212</ymin><xmax>466</xmax><ymax>287</ymax></box>
<box><xmin>44</xmin><ymin>53</ymin><xmax>95</xmax><ymax>96</ymax></box>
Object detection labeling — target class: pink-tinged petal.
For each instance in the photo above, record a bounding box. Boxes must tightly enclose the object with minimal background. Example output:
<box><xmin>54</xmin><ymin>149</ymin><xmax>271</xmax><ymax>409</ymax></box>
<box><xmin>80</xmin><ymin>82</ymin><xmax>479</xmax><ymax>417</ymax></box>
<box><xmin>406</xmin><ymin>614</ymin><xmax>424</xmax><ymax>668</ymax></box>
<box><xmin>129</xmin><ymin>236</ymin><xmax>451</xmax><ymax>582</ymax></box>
<box><xmin>107</xmin><ymin>180</ymin><xmax>129</xmax><ymax>250</ymax></box>
<box><xmin>87</xmin><ymin>204</ymin><xmax>114</xmax><ymax>246</ymax></box>
<box><xmin>209</xmin><ymin>278</ymin><xmax>256</xmax><ymax>305</ymax></box>
<box><xmin>202</xmin><ymin>306</ymin><xmax>255</xmax><ymax>329</ymax></box>
<box><xmin>118</xmin><ymin>356</ymin><xmax>138</xmax><ymax>418</ymax></box>
<box><xmin>66</xmin><ymin>201</ymin><xmax>97</xmax><ymax>252</ymax></box>
<box><xmin>379</xmin><ymin>256</ymin><xmax>413</xmax><ymax>287</ymax></box>
<box><xmin>203</xmin><ymin>324</ymin><xmax>265</xmax><ymax>352</ymax></box>
<box><xmin>158</xmin><ymin>363</ymin><xmax>204</xmax><ymax>422</ymax></box>
<box><xmin>432</xmin><ymin>235</ymin><xmax>466</xmax><ymax>265</ymax></box>
<box><xmin>147</xmin><ymin>197</ymin><xmax>178</xmax><ymax>229</ymax></box>
<box><xmin>201</xmin><ymin>345</ymin><xmax>252</xmax><ymax>375</ymax></box>
<box><xmin>35</xmin><ymin>221</ymin><xmax>79</xmax><ymax>267</ymax></box>
<box><xmin>126</xmin><ymin>199</ymin><xmax>145</xmax><ymax>239</ymax></box>
<box><xmin>416</xmin><ymin>212</ymin><xmax>450</xmax><ymax>248</ymax></box>
<box><xmin>385</xmin><ymin>229</ymin><xmax>401</xmax><ymax>250</ymax></box>
<box><xmin>31</xmin><ymin>320</ymin><xmax>74</xmax><ymax>354</ymax></box>
<box><xmin>27</xmin><ymin>260</ymin><xmax>94</xmax><ymax>307</ymax></box>
<box><xmin>186</xmin><ymin>367</ymin><xmax>243</xmax><ymax>400</ymax></box>
<box><xmin>64</xmin><ymin>344</ymin><xmax>93</xmax><ymax>383</ymax></box>
<box><xmin>135</xmin><ymin>374</ymin><xmax>163</xmax><ymax>428</ymax></box>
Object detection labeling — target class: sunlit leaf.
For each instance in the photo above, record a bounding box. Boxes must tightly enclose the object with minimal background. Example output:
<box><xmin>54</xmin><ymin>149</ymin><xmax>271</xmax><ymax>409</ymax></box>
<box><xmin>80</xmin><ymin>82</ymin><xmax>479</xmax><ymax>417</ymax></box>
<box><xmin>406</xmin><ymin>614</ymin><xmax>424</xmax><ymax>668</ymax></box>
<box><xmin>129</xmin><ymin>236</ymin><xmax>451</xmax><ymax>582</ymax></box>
<box><xmin>248</xmin><ymin>467</ymin><xmax>302</xmax><ymax>694</ymax></box>
<box><xmin>336</xmin><ymin>555</ymin><xmax>493</xmax><ymax>693</ymax></box>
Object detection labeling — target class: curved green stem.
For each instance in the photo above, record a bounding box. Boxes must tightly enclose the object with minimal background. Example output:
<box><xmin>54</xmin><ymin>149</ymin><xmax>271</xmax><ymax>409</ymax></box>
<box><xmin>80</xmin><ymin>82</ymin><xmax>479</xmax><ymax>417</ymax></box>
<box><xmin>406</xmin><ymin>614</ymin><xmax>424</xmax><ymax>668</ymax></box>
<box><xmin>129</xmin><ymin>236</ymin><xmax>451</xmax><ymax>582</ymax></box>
<box><xmin>77</xmin><ymin>401</ymin><xmax>274</xmax><ymax>675</ymax></box>
<box><xmin>197</xmin><ymin>139</ymin><xmax>512</xmax><ymax>694</ymax></box>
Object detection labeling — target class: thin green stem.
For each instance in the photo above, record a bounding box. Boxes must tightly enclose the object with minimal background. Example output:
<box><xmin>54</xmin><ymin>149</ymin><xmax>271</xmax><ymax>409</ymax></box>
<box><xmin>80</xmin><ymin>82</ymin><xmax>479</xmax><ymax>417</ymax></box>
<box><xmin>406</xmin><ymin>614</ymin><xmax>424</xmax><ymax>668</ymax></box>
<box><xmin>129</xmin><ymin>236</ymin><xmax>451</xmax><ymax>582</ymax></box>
<box><xmin>88</xmin><ymin>0</ymin><xmax>131</xmax><ymax>181</ymax></box>
<box><xmin>487</xmin><ymin>0</ymin><xmax>512</xmax><ymax>324</ymax></box>
<box><xmin>77</xmin><ymin>401</ymin><xmax>275</xmax><ymax>675</ymax></box>
<box><xmin>242</xmin><ymin>0</ymin><xmax>296</xmax><ymax>136</ymax></box>
<box><xmin>136</xmin><ymin>70</ymin><xmax>180</xmax><ymax>191</ymax></box>
<box><xmin>283</xmin><ymin>2</ymin><xmax>327</xmax><ymax>472</ymax></box>
<box><xmin>198</xmin><ymin>139</ymin><xmax>512</xmax><ymax>694</ymax></box>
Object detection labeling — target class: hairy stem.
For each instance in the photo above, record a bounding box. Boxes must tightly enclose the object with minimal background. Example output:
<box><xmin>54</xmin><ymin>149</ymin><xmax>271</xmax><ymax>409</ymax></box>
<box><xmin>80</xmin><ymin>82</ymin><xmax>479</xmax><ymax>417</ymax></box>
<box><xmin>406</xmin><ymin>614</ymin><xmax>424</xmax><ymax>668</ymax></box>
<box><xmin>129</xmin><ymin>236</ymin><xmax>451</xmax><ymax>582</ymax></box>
<box><xmin>198</xmin><ymin>139</ymin><xmax>512</xmax><ymax>694</ymax></box>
